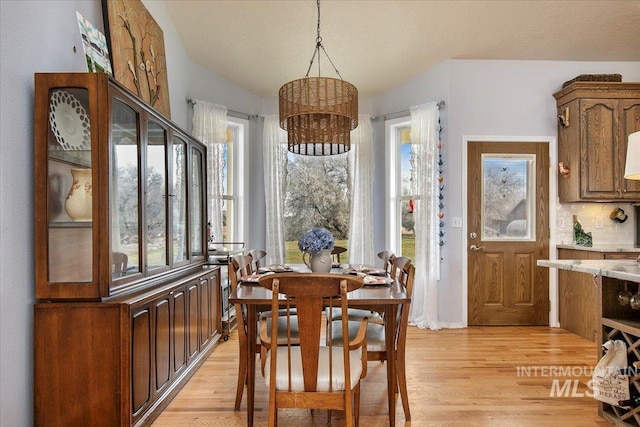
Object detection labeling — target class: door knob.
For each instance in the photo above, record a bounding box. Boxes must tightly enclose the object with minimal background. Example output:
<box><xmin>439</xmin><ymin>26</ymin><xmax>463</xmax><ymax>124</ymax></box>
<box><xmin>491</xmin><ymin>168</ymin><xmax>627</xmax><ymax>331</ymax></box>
<box><xmin>470</xmin><ymin>244</ymin><xmax>485</xmax><ymax>251</ymax></box>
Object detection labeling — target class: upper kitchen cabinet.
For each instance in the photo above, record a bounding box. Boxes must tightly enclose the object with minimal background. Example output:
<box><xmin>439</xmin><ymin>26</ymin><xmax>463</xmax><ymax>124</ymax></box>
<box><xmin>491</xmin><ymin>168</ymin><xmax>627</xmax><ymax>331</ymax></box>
<box><xmin>34</xmin><ymin>73</ymin><xmax>208</xmax><ymax>300</ymax></box>
<box><xmin>554</xmin><ymin>82</ymin><xmax>640</xmax><ymax>202</ymax></box>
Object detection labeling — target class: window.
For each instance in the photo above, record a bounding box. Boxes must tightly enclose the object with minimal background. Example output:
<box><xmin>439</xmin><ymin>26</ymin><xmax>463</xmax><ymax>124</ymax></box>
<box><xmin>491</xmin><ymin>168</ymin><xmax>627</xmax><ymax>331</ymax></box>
<box><xmin>386</xmin><ymin>118</ymin><xmax>416</xmax><ymax>260</ymax></box>
<box><xmin>220</xmin><ymin>117</ymin><xmax>247</xmax><ymax>245</ymax></box>
<box><xmin>283</xmin><ymin>153</ymin><xmax>350</xmax><ymax>263</ymax></box>
<box><xmin>481</xmin><ymin>154</ymin><xmax>536</xmax><ymax>240</ymax></box>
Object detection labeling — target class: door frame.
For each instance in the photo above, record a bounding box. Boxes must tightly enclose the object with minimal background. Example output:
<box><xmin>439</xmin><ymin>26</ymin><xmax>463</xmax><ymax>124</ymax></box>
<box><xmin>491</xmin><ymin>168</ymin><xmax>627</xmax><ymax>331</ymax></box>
<box><xmin>461</xmin><ymin>135</ymin><xmax>559</xmax><ymax>327</ymax></box>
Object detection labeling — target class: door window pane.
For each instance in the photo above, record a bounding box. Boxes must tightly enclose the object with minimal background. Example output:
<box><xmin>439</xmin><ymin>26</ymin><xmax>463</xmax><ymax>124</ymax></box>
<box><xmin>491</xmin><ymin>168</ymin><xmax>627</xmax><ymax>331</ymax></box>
<box><xmin>172</xmin><ymin>137</ymin><xmax>187</xmax><ymax>263</ymax></box>
<box><xmin>48</xmin><ymin>87</ymin><xmax>93</xmax><ymax>282</ymax></box>
<box><xmin>481</xmin><ymin>154</ymin><xmax>536</xmax><ymax>240</ymax></box>
<box><xmin>191</xmin><ymin>147</ymin><xmax>204</xmax><ymax>257</ymax></box>
<box><xmin>111</xmin><ymin>99</ymin><xmax>140</xmax><ymax>276</ymax></box>
<box><xmin>146</xmin><ymin>121</ymin><xmax>167</xmax><ymax>270</ymax></box>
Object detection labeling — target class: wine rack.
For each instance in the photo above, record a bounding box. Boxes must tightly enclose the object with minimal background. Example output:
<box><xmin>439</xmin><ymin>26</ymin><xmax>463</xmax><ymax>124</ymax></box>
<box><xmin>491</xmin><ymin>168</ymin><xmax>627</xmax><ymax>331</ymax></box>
<box><xmin>601</xmin><ymin>318</ymin><xmax>640</xmax><ymax>426</ymax></box>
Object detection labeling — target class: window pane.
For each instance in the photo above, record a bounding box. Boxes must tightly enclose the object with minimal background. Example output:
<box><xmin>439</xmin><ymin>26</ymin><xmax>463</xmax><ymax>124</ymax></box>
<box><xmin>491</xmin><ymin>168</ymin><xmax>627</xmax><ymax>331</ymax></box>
<box><xmin>284</xmin><ymin>153</ymin><xmax>350</xmax><ymax>263</ymax></box>
<box><xmin>222</xmin><ymin>198</ymin><xmax>232</xmax><ymax>242</ymax></box>
<box><xmin>481</xmin><ymin>154</ymin><xmax>535</xmax><ymax>240</ymax></box>
<box><xmin>400</xmin><ymin>199</ymin><xmax>415</xmax><ymax>259</ymax></box>
<box><xmin>399</xmin><ymin>127</ymin><xmax>414</xmax><ymax>197</ymax></box>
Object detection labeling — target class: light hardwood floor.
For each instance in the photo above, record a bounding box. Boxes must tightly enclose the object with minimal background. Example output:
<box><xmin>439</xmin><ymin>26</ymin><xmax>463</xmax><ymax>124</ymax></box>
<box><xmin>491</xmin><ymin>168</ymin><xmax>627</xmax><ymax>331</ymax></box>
<box><xmin>152</xmin><ymin>326</ymin><xmax>611</xmax><ymax>427</ymax></box>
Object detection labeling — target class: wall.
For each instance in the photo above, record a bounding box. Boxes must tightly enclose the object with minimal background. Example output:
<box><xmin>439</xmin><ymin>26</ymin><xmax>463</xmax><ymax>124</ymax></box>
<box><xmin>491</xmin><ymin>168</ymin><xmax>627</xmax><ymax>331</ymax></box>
<box><xmin>423</xmin><ymin>60</ymin><xmax>640</xmax><ymax>325</ymax></box>
<box><xmin>0</xmin><ymin>2</ymin><xmax>263</xmax><ymax>425</ymax></box>
<box><xmin>0</xmin><ymin>3</ymin><xmax>104</xmax><ymax>425</ymax></box>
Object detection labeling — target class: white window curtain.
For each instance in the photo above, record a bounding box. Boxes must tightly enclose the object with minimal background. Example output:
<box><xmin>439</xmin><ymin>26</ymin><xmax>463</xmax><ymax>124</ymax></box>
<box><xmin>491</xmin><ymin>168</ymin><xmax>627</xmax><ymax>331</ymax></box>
<box><xmin>409</xmin><ymin>103</ymin><xmax>440</xmax><ymax>331</ymax></box>
<box><xmin>347</xmin><ymin>114</ymin><xmax>375</xmax><ymax>266</ymax></box>
<box><xmin>192</xmin><ymin>100</ymin><xmax>227</xmax><ymax>247</ymax></box>
<box><xmin>262</xmin><ymin>115</ymin><xmax>288</xmax><ymax>265</ymax></box>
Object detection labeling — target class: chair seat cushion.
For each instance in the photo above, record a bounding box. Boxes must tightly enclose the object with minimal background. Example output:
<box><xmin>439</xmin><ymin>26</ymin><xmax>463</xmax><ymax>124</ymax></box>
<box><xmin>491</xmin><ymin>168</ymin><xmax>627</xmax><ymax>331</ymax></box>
<box><xmin>264</xmin><ymin>346</ymin><xmax>363</xmax><ymax>391</ymax></box>
<box><xmin>329</xmin><ymin>321</ymin><xmax>386</xmax><ymax>352</ymax></box>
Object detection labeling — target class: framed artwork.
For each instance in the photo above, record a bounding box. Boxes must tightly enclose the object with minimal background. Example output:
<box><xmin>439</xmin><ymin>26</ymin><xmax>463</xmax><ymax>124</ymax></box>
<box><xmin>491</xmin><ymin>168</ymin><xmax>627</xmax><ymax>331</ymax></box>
<box><xmin>102</xmin><ymin>0</ymin><xmax>171</xmax><ymax>118</ymax></box>
<box><xmin>76</xmin><ymin>11</ymin><xmax>113</xmax><ymax>75</ymax></box>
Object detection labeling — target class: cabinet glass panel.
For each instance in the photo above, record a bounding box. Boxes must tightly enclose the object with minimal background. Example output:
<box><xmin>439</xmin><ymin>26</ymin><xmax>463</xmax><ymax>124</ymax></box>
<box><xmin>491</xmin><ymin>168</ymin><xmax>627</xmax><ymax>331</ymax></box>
<box><xmin>47</xmin><ymin>87</ymin><xmax>93</xmax><ymax>283</ymax></box>
<box><xmin>146</xmin><ymin>121</ymin><xmax>168</xmax><ymax>271</ymax></box>
<box><xmin>111</xmin><ymin>98</ymin><xmax>140</xmax><ymax>277</ymax></box>
<box><xmin>172</xmin><ymin>137</ymin><xmax>187</xmax><ymax>263</ymax></box>
<box><xmin>191</xmin><ymin>147</ymin><xmax>204</xmax><ymax>257</ymax></box>
<box><xmin>481</xmin><ymin>154</ymin><xmax>536</xmax><ymax>241</ymax></box>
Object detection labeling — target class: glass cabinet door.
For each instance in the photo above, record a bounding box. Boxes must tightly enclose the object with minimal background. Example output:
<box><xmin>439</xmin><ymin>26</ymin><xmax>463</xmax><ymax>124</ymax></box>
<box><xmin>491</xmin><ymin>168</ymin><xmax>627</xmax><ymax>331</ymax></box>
<box><xmin>146</xmin><ymin>121</ymin><xmax>168</xmax><ymax>272</ymax></box>
<box><xmin>190</xmin><ymin>146</ymin><xmax>205</xmax><ymax>258</ymax></box>
<box><xmin>172</xmin><ymin>136</ymin><xmax>188</xmax><ymax>264</ymax></box>
<box><xmin>110</xmin><ymin>98</ymin><xmax>140</xmax><ymax>279</ymax></box>
<box><xmin>47</xmin><ymin>87</ymin><xmax>93</xmax><ymax>283</ymax></box>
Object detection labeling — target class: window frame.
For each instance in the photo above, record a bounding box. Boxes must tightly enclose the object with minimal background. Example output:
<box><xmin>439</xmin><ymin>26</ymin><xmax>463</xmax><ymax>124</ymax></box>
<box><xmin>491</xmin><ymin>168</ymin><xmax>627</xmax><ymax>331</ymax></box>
<box><xmin>384</xmin><ymin>117</ymin><xmax>412</xmax><ymax>256</ymax></box>
<box><xmin>222</xmin><ymin>116</ymin><xmax>248</xmax><ymax>245</ymax></box>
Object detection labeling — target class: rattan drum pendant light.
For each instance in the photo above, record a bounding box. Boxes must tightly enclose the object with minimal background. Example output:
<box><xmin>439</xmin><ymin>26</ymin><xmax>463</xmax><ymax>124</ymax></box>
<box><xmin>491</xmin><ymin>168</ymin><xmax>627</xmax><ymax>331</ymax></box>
<box><xmin>279</xmin><ymin>0</ymin><xmax>358</xmax><ymax>155</ymax></box>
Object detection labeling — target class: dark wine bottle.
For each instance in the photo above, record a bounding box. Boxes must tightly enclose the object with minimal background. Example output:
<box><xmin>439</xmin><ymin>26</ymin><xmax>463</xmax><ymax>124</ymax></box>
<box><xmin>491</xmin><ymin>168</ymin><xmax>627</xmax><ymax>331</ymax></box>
<box><xmin>618</xmin><ymin>396</ymin><xmax>640</xmax><ymax>408</ymax></box>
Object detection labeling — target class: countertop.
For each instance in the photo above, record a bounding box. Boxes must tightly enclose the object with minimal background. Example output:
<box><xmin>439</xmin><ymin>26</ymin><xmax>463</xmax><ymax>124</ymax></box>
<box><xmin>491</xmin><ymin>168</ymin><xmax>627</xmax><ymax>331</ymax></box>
<box><xmin>557</xmin><ymin>244</ymin><xmax>640</xmax><ymax>253</ymax></box>
<box><xmin>538</xmin><ymin>259</ymin><xmax>640</xmax><ymax>282</ymax></box>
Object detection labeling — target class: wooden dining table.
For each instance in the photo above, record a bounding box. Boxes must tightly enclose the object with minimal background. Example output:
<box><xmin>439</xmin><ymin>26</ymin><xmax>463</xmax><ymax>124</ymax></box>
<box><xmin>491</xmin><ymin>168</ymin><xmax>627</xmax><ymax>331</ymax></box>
<box><xmin>228</xmin><ymin>265</ymin><xmax>411</xmax><ymax>427</ymax></box>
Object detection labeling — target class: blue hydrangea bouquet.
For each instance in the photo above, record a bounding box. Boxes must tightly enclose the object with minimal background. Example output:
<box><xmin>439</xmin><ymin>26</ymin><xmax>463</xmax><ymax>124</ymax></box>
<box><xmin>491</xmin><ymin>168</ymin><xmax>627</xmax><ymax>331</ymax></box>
<box><xmin>298</xmin><ymin>227</ymin><xmax>334</xmax><ymax>253</ymax></box>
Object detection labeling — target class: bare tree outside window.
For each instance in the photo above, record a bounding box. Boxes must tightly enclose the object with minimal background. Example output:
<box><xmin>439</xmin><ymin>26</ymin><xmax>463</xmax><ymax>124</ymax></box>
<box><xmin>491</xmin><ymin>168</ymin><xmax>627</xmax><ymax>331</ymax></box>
<box><xmin>283</xmin><ymin>154</ymin><xmax>350</xmax><ymax>261</ymax></box>
<box><xmin>482</xmin><ymin>157</ymin><xmax>532</xmax><ymax>239</ymax></box>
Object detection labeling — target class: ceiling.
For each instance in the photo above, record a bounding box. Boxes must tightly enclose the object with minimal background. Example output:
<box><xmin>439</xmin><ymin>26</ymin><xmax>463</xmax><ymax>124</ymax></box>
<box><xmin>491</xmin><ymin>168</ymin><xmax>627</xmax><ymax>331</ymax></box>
<box><xmin>164</xmin><ymin>0</ymin><xmax>640</xmax><ymax>98</ymax></box>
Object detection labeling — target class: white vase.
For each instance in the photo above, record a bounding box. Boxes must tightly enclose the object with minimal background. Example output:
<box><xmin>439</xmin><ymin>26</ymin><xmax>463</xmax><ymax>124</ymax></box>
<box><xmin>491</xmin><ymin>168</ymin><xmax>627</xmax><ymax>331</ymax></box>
<box><xmin>64</xmin><ymin>168</ymin><xmax>92</xmax><ymax>221</ymax></box>
<box><xmin>303</xmin><ymin>248</ymin><xmax>332</xmax><ymax>273</ymax></box>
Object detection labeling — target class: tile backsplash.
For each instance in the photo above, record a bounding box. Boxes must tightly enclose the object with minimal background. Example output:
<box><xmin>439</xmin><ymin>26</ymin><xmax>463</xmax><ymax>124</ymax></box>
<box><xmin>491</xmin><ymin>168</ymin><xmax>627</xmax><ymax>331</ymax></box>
<box><xmin>557</xmin><ymin>203</ymin><xmax>638</xmax><ymax>246</ymax></box>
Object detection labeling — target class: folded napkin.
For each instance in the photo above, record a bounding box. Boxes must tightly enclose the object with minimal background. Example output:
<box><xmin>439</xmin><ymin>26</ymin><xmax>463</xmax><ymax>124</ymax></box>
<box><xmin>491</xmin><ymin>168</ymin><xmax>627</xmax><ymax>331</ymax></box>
<box><xmin>363</xmin><ymin>275</ymin><xmax>393</xmax><ymax>285</ymax></box>
<box><xmin>259</xmin><ymin>265</ymin><xmax>296</xmax><ymax>273</ymax></box>
<box><xmin>348</xmin><ymin>266</ymin><xmax>387</xmax><ymax>276</ymax></box>
<box><xmin>241</xmin><ymin>271</ymin><xmax>274</xmax><ymax>282</ymax></box>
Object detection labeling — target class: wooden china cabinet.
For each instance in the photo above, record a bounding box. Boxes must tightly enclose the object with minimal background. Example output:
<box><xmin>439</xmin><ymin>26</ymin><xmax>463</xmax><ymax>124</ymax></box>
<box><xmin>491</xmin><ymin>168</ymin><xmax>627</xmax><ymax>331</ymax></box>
<box><xmin>33</xmin><ymin>73</ymin><xmax>221</xmax><ymax>427</ymax></box>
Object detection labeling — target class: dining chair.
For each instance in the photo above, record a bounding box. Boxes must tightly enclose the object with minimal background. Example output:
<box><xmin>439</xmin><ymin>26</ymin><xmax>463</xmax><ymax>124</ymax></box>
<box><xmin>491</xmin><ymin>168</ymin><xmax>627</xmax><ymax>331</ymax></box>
<box><xmin>246</xmin><ymin>249</ymin><xmax>267</xmax><ymax>272</ymax></box>
<box><xmin>377</xmin><ymin>250</ymin><xmax>395</xmax><ymax>275</ymax></box>
<box><xmin>111</xmin><ymin>251</ymin><xmax>128</xmax><ymax>277</ymax></box>
<box><xmin>229</xmin><ymin>254</ymin><xmax>257</xmax><ymax>410</ymax></box>
<box><xmin>328</xmin><ymin>256</ymin><xmax>415</xmax><ymax>421</ymax></box>
<box><xmin>258</xmin><ymin>273</ymin><xmax>369</xmax><ymax>427</ymax></box>
<box><xmin>331</xmin><ymin>245</ymin><xmax>348</xmax><ymax>265</ymax></box>
<box><xmin>327</xmin><ymin>255</ymin><xmax>411</xmax><ymax>327</ymax></box>
<box><xmin>229</xmin><ymin>254</ymin><xmax>300</xmax><ymax>410</ymax></box>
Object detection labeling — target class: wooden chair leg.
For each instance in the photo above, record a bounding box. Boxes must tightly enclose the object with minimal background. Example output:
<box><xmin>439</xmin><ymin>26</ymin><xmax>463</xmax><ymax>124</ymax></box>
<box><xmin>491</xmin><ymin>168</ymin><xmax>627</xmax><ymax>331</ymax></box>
<box><xmin>234</xmin><ymin>340</ymin><xmax>247</xmax><ymax>410</ymax></box>
<box><xmin>397</xmin><ymin>353</ymin><xmax>411</xmax><ymax>420</ymax></box>
<box><xmin>354</xmin><ymin>383</ymin><xmax>361</xmax><ymax>427</ymax></box>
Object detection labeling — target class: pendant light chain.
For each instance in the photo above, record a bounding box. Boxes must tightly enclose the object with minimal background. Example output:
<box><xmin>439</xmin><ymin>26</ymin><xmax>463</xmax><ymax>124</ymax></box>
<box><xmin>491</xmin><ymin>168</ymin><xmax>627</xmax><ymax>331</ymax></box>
<box><xmin>304</xmin><ymin>0</ymin><xmax>344</xmax><ymax>81</ymax></box>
